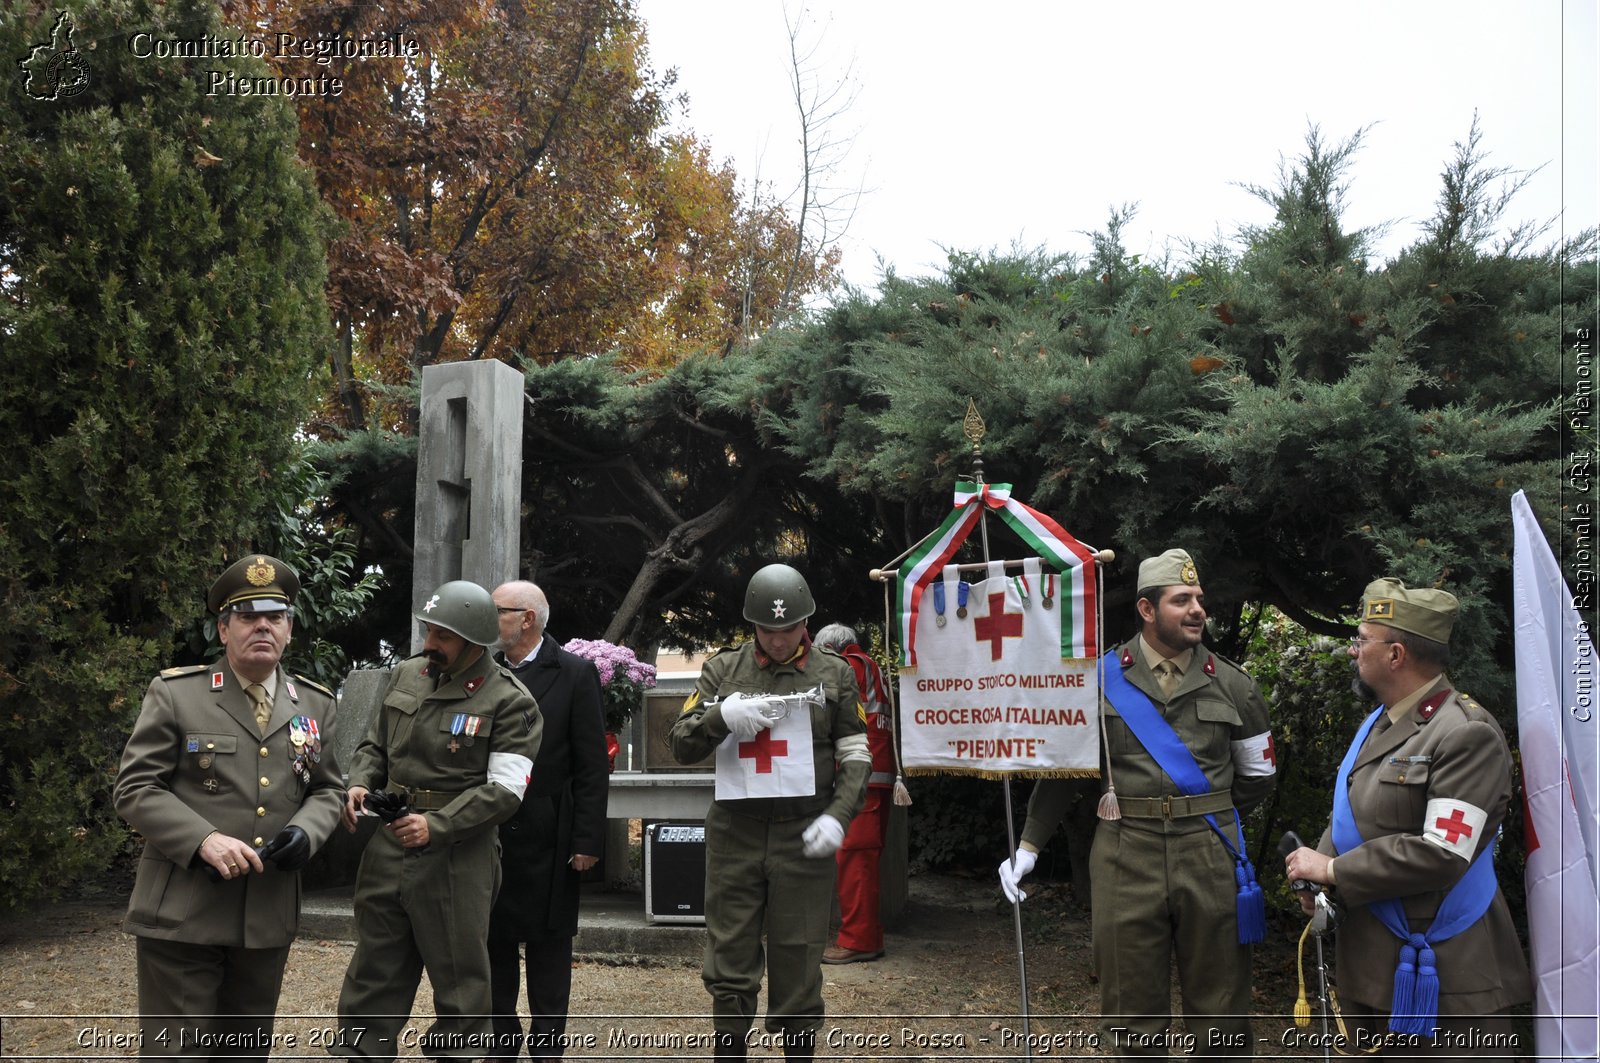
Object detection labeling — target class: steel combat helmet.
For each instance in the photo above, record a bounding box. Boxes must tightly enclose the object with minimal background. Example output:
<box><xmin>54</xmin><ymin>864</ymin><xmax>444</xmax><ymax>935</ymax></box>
<box><xmin>415</xmin><ymin>580</ymin><xmax>499</xmax><ymax>646</ymax></box>
<box><xmin>743</xmin><ymin>563</ymin><xmax>816</xmax><ymax>627</ymax></box>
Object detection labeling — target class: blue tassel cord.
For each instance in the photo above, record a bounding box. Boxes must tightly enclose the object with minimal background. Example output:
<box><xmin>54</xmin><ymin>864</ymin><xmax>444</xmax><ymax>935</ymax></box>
<box><xmin>1233</xmin><ymin>859</ymin><xmax>1267</xmax><ymax>945</ymax></box>
<box><xmin>1387</xmin><ymin>934</ymin><xmax>1437</xmax><ymax>1037</ymax></box>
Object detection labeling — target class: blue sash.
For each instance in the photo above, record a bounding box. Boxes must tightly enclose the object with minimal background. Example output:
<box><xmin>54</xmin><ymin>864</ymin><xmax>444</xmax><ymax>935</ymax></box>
<box><xmin>1101</xmin><ymin>652</ymin><xmax>1265</xmax><ymax>944</ymax></box>
<box><xmin>1331</xmin><ymin>704</ymin><xmax>1500</xmax><ymax>1036</ymax></box>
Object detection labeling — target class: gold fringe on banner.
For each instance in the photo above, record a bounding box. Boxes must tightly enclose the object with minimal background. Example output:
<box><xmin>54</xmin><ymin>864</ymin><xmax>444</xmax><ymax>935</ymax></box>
<box><xmin>902</xmin><ymin>766</ymin><xmax>1102</xmax><ymax>781</ymax></box>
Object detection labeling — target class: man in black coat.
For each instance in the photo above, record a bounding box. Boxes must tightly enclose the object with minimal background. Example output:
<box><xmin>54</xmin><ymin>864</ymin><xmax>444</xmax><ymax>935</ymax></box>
<box><xmin>485</xmin><ymin>581</ymin><xmax>611</xmax><ymax>1062</ymax></box>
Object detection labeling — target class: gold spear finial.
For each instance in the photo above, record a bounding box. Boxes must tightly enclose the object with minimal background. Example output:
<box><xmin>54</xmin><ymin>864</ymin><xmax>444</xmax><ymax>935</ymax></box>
<box><xmin>963</xmin><ymin>399</ymin><xmax>986</xmax><ymax>448</ymax></box>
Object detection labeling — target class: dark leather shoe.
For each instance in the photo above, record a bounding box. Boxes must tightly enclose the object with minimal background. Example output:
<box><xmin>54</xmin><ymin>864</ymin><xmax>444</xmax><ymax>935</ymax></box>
<box><xmin>822</xmin><ymin>944</ymin><xmax>884</xmax><ymax>964</ymax></box>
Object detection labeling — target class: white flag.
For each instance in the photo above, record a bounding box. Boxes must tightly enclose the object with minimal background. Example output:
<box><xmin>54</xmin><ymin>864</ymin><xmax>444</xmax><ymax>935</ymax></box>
<box><xmin>1512</xmin><ymin>489</ymin><xmax>1600</xmax><ymax>1062</ymax></box>
<box><xmin>714</xmin><ymin>703</ymin><xmax>817</xmax><ymax>801</ymax></box>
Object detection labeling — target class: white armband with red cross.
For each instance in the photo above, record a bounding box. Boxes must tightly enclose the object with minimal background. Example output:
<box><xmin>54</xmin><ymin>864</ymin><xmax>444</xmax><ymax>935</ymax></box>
<box><xmin>1231</xmin><ymin>731</ymin><xmax>1277</xmax><ymax>777</ymax></box>
<box><xmin>1423</xmin><ymin>797</ymin><xmax>1488</xmax><ymax>861</ymax></box>
<box><xmin>488</xmin><ymin>752</ymin><xmax>533</xmax><ymax>800</ymax></box>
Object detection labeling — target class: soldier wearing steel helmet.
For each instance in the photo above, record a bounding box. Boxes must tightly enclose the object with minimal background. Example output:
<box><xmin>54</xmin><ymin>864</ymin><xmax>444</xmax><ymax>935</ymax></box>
<box><xmin>114</xmin><ymin>553</ymin><xmax>343</xmax><ymax>1059</ymax></box>
<box><xmin>670</xmin><ymin>563</ymin><xmax>871</xmax><ymax>1062</ymax></box>
<box><xmin>332</xmin><ymin>580</ymin><xmax>543</xmax><ymax>1063</ymax></box>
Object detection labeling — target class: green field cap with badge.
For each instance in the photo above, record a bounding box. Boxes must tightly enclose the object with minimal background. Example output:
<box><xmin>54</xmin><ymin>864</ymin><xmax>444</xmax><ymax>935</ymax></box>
<box><xmin>1137</xmin><ymin>548</ymin><xmax>1200</xmax><ymax>590</ymax></box>
<box><xmin>1361</xmin><ymin>577</ymin><xmax>1458</xmax><ymax>643</ymax></box>
<box><xmin>207</xmin><ymin>554</ymin><xmax>300</xmax><ymax>614</ymax></box>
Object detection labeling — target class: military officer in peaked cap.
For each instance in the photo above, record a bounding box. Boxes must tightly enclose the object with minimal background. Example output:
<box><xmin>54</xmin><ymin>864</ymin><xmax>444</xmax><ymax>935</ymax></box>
<box><xmin>114</xmin><ymin>553</ymin><xmax>345</xmax><ymax>1059</ymax></box>
<box><xmin>1285</xmin><ymin>579</ymin><xmax>1530</xmax><ymax>1060</ymax></box>
<box><xmin>333</xmin><ymin>579</ymin><xmax>543</xmax><ymax>1063</ymax></box>
<box><xmin>1000</xmin><ymin>548</ymin><xmax>1277</xmax><ymax>1059</ymax></box>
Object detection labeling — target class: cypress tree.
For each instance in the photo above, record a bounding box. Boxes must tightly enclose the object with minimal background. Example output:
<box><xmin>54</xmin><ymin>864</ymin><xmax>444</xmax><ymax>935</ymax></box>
<box><xmin>0</xmin><ymin>0</ymin><xmax>332</xmax><ymax>906</ymax></box>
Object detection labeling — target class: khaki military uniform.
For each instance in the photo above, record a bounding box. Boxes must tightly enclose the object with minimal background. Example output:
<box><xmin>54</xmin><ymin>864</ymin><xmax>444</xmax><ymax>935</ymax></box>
<box><xmin>333</xmin><ymin>651</ymin><xmax>542</xmax><ymax>1062</ymax></box>
<box><xmin>1315</xmin><ymin>678</ymin><xmax>1531</xmax><ymax>1057</ymax></box>
<box><xmin>1023</xmin><ymin>636</ymin><xmax>1275</xmax><ymax>1060</ymax></box>
<box><xmin>669</xmin><ymin>641</ymin><xmax>869</xmax><ymax>1038</ymax></box>
<box><xmin>114</xmin><ymin>663</ymin><xmax>343</xmax><ymax>1058</ymax></box>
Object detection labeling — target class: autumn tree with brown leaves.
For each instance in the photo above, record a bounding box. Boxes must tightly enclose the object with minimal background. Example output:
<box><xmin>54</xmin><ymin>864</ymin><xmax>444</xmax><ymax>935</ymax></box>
<box><xmin>234</xmin><ymin>0</ymin><xmax>836</xmax><ymax>434</ymax></box>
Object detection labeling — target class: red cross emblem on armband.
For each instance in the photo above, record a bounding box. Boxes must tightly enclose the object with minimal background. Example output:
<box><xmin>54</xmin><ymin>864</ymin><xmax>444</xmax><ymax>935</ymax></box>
<box><xmin>1435</xmin><ymin>808</ymin><xmax>1474</xmax><ymax>844</ymax></box>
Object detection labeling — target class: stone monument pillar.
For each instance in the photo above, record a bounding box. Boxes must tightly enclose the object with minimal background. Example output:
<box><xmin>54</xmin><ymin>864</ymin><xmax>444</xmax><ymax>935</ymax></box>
<box><xmin>410</xmin><ymin>359</ymin><xmax>525</xmax><ymax>648</ymax></box>
<box><xmin>307</xmin><ymin>359</ymin><xmax>525</xmax><ymax>888</ymax></box>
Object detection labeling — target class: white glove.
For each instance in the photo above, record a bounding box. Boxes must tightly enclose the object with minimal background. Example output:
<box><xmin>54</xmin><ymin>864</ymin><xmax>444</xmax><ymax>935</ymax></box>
<box><xmin>801</xmin><ymin>814</ymin><xmax>845</xmax><ymax>858</ymax></box>
<box><xmin>998</xmin><ymin>847</ymin><xmax>1037</xmax><ymax>903</ymax></box>
<box><xmin>719</xmin><ymin>693</ymin><xmax>778</xmax><ymax>740</ymax></box>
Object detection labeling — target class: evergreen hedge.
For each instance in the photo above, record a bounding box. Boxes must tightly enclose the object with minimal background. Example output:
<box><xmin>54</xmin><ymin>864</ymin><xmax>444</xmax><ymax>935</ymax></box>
<box><xmin>0</xmin><ymin>0</ymin><xmax>332</xmax><ymax>908</ymax></box>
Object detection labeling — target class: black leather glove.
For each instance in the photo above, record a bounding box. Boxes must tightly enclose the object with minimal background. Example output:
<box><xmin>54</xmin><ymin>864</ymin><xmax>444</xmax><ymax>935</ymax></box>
<box><xmin>258</xmin><ymin>825</ymin><xmax>311</xmax><ymax>871</ymax></box>
<box><xmin>362</xmin><ymin>790</ymin><xmax>411</xmax><ymax>824</ymax></box>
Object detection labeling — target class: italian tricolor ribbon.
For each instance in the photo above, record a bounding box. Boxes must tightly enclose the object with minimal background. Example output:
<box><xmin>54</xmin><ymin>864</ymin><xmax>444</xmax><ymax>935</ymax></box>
<box><xmin>894</xmin><ymin>482</ymin><xmax>1097</xmax><ymax>665</ymax></box>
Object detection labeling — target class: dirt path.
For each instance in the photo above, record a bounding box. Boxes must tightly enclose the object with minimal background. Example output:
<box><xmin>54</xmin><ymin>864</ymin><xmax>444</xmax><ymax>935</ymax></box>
<box><xmin>0</xmin><ymin>872</ymin><xmax>1324</xmax><ymax>1060</ymax></box>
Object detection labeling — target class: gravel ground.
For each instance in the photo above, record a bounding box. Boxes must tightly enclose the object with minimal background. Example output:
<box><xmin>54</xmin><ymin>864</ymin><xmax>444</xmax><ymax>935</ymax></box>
<box><xmin>0</xmin><ymin>870</ymin><xmax>1324</xmax><ymax>1061</ymax></box>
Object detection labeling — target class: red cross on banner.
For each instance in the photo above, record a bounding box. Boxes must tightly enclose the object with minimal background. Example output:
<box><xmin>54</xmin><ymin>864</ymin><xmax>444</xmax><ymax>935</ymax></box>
<box><xmin>737</xmin><ymin>730</ymin><xmax>788</xmax><ymax>774</ymax></box>
<box><xmin>973</xmin><ymin>592</ymin><xmax>1023</xmax><ymax>661</ymax></box>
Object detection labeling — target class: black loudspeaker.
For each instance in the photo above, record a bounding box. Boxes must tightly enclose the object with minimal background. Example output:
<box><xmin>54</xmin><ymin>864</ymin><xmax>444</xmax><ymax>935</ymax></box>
<box><xmin>644</xmin><ymin>820</ymin><xmax>706</xmax><ymax>924</ymax></box>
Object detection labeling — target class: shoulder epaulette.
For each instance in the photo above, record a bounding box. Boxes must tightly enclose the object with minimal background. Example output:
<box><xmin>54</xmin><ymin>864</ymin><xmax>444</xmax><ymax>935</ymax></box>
<box><xmin>1210</xmin><ymin>651</ymin><xmax>1248</xmax><ymax>674</ymax></box>
<box><xmin>294</xmin><ymin>674</ymin><xmax>335</xmax><ymax>699</ymax></box>
<box><xmin>158</xmin><ymin>664</ymin><xmax>209</xmax><ymax>681</ymax></box>
<box><xmin>1456</xmin><ymin>691</ymin><xmax>1488</xmax><ymax>716</ymax></box>
<box><xmin>706</xmin><ymin>645</ymin><xmax>739</xmax><ymax>661</ymax></box>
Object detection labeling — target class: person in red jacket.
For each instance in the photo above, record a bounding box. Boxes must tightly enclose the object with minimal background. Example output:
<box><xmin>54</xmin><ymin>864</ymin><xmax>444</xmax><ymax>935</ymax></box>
<box><xmin>815</xmin><ymin>624</ymin><xmax>895</xmax><ymax>964</ymax></box>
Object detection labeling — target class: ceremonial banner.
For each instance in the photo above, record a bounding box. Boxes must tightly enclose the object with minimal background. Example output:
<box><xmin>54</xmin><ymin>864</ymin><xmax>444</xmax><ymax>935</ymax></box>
<box><xmin>893</xmin><ymin>482</ymin><xmax>1097</xmax><ymax>667</ymax></box>
<box><xmin>714</xmin><ymin>703</ymin><xmax>817</xmax><ymax>801</ymax></box>
<box><xmin>1512</xmin><ymin>489</ymin><xmax>1600</xmax><ymax>1062</ymax></box>
<box><xmin>899</xmin><ymin>559</ymin><xmax>1099</xmax><ymax>777</ymax></box>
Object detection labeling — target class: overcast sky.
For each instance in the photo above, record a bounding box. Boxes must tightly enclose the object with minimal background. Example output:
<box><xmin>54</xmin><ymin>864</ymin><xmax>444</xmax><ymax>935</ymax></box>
<box><xmin>637</xmin><ymin>0</ymin><xmax>1599</xmax><ymax>291</ymax></box>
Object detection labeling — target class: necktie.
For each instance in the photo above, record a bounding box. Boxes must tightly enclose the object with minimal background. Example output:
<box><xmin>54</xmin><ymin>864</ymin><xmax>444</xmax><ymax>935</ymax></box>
<box><xmin>1152</xmin><ymin>659</ymin><xmax>1177</xmax><ymax>701</ymax></box>
<box><xmin>1164</xmin><ymin>659</ymin><xmax>1190</xmax><ymax>701</ymax></box>
<box><xmin>247</xmin><ymin>683</ymin><xmax>271</xmax><ymax>737</ymax></box>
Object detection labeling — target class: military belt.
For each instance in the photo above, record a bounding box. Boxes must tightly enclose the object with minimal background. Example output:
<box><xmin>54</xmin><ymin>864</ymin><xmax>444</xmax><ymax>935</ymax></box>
<box><xmin>388</xmin><ymin>783</ymin><xmax>463</xmax><ymax>812</ymax></box>
<box><xmin>1116</xmin><ymin>790</ymin><xmax>1234</xmax><ymax>820</ymax></box>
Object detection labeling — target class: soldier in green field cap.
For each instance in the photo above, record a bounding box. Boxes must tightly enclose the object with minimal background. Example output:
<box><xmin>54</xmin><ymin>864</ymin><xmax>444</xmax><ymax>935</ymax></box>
<box><xmin>115</xmin><ymin>553</ymin><xmax>344</xmax><ymax>1059</ymax></box>
<box><xmin>1283</xmin><ymin>578</ymin><xmax>1530</xmax><ymax>1060</ymax></box>
<box><xmin>1000</xmin><ymin>547</ymin><xmax>1277</xmax><ymax>1059</ymax></box>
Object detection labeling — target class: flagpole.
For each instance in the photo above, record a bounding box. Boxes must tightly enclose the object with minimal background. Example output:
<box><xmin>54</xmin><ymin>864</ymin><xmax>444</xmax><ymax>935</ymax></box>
<box><xmin>961</xmin><ymin>402</ymin><xmax>1033</xmax><ymax>1054</ymax></box>
<box><xmin>870</xmin><ymin>400</ymin><xmax>1111</xmax><ymax>1056</ymax></box>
